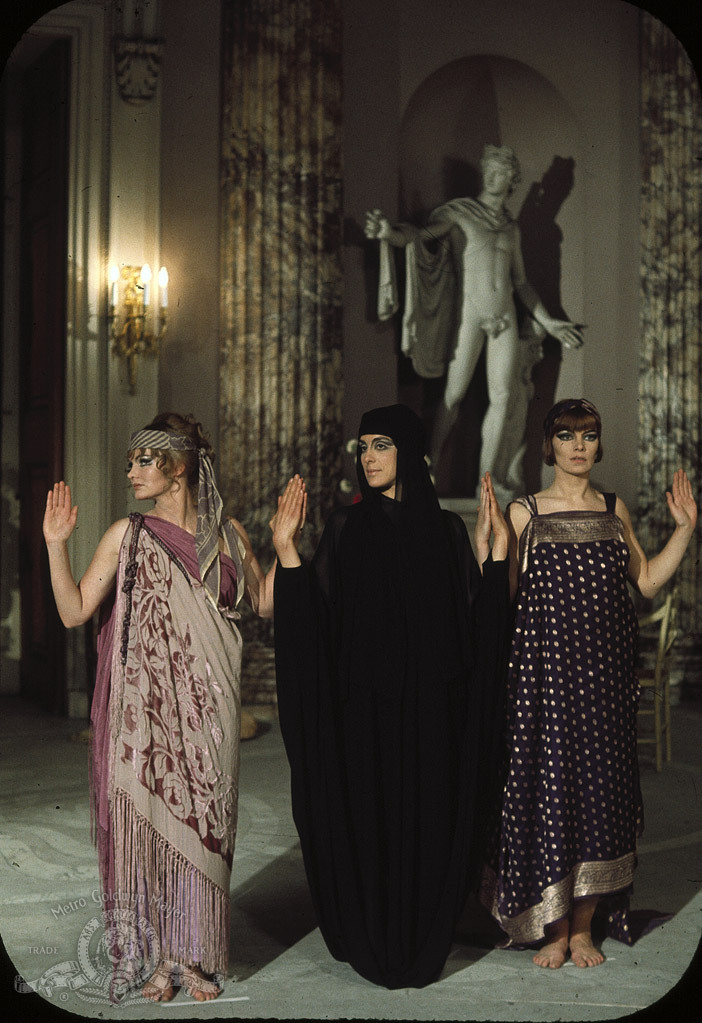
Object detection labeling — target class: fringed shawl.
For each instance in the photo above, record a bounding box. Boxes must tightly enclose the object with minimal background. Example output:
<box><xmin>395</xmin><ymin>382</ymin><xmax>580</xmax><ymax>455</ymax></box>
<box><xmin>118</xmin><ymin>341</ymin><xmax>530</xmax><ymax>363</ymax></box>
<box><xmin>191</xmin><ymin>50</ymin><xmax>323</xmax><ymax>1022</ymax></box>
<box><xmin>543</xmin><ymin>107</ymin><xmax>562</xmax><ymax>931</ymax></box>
<box><xmin>90</xmin><ymin>513</ymin><xmax>244</xmax><ymax>999</ymax></box>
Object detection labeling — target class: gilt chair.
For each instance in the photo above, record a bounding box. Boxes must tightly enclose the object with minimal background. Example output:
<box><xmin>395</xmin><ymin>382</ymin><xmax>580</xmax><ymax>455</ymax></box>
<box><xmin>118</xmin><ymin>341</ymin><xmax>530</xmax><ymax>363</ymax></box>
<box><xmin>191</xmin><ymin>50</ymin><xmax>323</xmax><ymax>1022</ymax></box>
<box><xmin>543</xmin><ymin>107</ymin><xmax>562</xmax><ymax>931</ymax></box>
<box><xmin>636</xmin><ymin>588</ymin><xmax>678</xmax><ymax>772</ymax></box>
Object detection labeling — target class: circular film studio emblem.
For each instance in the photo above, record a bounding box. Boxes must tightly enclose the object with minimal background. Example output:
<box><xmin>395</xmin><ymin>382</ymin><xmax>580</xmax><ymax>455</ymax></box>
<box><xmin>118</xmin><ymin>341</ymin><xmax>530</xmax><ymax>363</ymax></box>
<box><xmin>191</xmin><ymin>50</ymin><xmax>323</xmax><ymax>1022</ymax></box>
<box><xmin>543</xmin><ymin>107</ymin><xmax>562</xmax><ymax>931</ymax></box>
<box><xmin>76</xmin><ymin>907</ymin><xmax>160</xmax><ymax>1003</ymax></box>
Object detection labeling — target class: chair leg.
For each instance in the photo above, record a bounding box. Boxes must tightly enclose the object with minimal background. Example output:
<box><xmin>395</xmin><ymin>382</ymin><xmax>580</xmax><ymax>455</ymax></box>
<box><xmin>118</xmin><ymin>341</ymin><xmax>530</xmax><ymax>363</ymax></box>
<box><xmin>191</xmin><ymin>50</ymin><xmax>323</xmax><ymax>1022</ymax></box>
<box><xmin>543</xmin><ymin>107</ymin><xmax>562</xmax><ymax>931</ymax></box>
<box><xmin>664</xmin><ymin>678</ymin><xmax>672</xmax><ymax>763</ymax></box>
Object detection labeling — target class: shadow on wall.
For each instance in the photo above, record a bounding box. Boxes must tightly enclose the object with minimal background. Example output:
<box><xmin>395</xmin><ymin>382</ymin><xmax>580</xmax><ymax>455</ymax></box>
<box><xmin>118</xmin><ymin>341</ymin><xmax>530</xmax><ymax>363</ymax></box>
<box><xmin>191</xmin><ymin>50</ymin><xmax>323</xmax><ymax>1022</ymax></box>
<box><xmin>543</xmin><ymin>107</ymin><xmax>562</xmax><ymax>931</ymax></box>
<box><xmin>518</xmin><ymin>155</ymin><xmax>575</xmax><ymax>493</ymax></box>
<box><xmin>392</xmin><ymin>54</ymin><xmax>582</xmax><ymax>497</ymax></box>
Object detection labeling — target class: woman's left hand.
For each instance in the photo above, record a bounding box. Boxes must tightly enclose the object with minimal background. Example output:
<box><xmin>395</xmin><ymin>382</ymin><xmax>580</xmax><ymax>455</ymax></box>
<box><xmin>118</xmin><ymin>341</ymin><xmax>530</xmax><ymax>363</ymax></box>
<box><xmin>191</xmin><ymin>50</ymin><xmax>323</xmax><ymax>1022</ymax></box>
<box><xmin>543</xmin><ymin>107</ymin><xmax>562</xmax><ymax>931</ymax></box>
<box><xmin>666</xmin><ymin>469</ymin><xmax>698</xmax><ymax>533</ymax></box>
<box><xmin>475</xmin><ymin>474</ymin><xmax>492</xmax><ymax>553</ymax></box>
<box><xmin>475</xmin><ymin>472</ymin><xmax>509</xmax><ymax>563</ymax></box>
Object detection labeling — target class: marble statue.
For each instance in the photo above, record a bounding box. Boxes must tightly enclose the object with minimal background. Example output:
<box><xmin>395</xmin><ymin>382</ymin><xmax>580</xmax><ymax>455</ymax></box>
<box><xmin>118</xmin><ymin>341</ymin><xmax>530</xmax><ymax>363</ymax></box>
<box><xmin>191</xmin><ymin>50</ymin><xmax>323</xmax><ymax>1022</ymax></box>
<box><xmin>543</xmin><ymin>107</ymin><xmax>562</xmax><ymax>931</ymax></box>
<box><xmin>364</xmin><ymin>144</ymin><xmax>583</xmax><ymax>500</ymax></box>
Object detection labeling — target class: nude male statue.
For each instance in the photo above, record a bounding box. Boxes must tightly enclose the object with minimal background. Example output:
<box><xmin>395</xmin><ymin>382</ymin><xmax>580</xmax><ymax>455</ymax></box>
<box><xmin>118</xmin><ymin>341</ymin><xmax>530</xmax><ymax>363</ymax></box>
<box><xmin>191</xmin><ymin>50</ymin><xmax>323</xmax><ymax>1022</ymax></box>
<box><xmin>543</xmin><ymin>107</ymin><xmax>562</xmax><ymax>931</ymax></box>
<box><xmin>365</xmin><ymin>145</ymin><xmax>583</xmax><ymax>497</ymax></box>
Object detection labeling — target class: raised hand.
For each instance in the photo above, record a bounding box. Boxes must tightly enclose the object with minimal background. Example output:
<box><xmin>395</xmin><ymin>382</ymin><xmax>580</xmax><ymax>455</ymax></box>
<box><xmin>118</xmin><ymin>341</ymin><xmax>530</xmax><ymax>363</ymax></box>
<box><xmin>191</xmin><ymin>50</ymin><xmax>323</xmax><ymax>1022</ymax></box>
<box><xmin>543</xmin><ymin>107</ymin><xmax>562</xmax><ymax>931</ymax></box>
<box><xmin>475</xmin><ymin>473</ymin><xmax>492</xmax><ymax>557</ymax></box>
<box><xmin>474</xmin><ymin>472</ymin><xmax>510</xmax><ymax>564</ymax></box>
<box><xmin>666</xmin><ymin>469</ymin><xmax>698</xmax><ymax>533</ymax></box>
<box><xmin>271</xmin><ymin>476</ymin><xmax>307</xmax><ymax>562</ymax></box>
<box><xmin>43</xmin><ymin>482</ymin><xmax>78</xmax><ymax>546</ymax></box>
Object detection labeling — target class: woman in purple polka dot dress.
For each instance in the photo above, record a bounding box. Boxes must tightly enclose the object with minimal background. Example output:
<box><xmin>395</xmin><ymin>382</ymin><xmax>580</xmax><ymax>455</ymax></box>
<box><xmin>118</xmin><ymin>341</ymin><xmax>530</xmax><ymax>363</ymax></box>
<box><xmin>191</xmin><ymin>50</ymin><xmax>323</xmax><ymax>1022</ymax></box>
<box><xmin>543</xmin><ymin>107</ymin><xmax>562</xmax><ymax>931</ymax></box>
<box><xmin>480</xmin><ymin>398</ymin><xmax>698</xmax><ymax>969</ymax></box>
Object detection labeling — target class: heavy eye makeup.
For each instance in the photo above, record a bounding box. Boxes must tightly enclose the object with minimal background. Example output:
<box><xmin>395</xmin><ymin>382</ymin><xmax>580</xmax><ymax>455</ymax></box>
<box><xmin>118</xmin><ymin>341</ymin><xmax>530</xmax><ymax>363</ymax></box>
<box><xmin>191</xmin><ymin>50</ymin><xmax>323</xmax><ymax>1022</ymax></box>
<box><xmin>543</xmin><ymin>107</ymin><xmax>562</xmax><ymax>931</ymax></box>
<box><xmin>126</xmin><ymin>455</ymin><xmax>155</xmax><ymax>472</ymax></box>
<box><xmin>358</xmin><ymin>437</ymin><xmax>394</xmax><ymax>454</ymax></box>
<box><xmin>555</xmin><ymin>430</ymin><xmax>598</xmax><ymax>443</ymax></box>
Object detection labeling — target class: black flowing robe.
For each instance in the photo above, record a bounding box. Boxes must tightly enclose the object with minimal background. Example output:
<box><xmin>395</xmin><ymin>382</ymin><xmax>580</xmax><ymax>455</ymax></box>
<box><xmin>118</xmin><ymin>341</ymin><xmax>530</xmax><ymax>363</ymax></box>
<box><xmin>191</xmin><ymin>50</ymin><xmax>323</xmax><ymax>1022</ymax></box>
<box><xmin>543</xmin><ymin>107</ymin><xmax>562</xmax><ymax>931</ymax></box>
<box><xmin>274</xmin><ymin>498</ymin><xmax>510</xmax><ymax>988</ymax></box>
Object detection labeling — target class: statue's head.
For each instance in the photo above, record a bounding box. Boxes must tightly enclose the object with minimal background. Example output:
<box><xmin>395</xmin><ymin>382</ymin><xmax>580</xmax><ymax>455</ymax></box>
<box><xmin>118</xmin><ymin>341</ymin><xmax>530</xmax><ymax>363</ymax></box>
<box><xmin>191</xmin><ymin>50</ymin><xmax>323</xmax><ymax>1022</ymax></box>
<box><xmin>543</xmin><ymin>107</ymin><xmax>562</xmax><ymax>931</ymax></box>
<box><xmin>480</xmin><ymin>145</ymin><xmax>522</xmax><ymax>196</ymax></box>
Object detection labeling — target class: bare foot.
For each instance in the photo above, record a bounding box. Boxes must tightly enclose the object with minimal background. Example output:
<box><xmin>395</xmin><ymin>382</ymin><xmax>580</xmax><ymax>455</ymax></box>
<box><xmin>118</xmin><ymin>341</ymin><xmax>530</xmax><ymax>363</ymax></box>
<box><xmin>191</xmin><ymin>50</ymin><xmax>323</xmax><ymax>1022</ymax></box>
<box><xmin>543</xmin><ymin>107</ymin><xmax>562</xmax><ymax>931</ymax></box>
<box><xmin>182</xmin><ymin>964</ymin><xmax>221</xmax><ymax>1002</ymax></box>
<box><xmin>569</xmin><ymin>932</ymin><xmax>605</xmax><ymax>967</ymax></box>
<box><xmin>142</xmin><ymin>961</ymin><xmax>176</xmax><ymax>1001</ymax></box>
<box><xmin>533</xmin><ymin>936</ymin><xmax>568</xmax><ymax>968</ymax></box>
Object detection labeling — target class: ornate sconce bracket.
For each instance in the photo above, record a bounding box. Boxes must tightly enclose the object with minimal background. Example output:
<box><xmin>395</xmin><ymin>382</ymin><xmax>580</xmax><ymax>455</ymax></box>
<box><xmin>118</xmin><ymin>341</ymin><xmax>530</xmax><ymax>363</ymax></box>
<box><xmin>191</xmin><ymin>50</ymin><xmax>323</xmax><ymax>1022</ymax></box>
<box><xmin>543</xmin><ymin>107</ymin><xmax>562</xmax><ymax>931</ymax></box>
<box><xmin>109</xmin><ymin>265</ymin><xmax>167</xmax><ymax>394</ymax></box>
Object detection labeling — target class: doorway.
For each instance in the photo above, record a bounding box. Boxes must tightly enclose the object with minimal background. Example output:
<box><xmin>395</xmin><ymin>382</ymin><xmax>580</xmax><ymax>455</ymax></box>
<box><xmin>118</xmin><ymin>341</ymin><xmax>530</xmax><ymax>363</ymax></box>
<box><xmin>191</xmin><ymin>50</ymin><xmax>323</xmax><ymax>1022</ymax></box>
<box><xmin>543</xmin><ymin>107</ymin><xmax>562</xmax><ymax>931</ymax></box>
<box><xmin>16</xmin><ymin>37</ymin><xmax>70</xmax><ymax>712</ymax></box>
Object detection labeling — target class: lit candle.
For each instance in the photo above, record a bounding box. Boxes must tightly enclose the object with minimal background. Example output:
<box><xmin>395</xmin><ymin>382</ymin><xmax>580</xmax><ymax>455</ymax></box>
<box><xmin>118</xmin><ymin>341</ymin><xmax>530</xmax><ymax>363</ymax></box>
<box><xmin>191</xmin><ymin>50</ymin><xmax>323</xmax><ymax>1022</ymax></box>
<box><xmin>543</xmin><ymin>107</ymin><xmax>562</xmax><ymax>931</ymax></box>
<box><xmin>140</xmin><ymin>263</ymin><xmax>152</xmax><ymax>308</ymax></box>
<box><xmin>158</xmin><ymin>266</ymin><xmax>169</xmax><ymax>308</ymax></box>
<box><xmin>108</xmin><ymin>263</ymin><xmax>119</xmax><ymax>308</ymax></box>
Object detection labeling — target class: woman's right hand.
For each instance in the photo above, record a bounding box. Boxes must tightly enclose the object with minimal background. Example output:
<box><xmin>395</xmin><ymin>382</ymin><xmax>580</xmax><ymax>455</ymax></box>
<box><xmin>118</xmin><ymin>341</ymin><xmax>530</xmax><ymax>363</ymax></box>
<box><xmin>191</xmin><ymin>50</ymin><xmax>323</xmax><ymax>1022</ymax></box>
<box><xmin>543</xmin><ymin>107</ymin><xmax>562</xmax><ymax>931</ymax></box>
<box><xmin>271</xmin><ymin>476</ymin><xmax>307</xmax><ymax>562</ymax></box>
<box><xmin>43</xmin><ymin>482</ymin><xmax>78</xmax><ymax>546</ymax></box>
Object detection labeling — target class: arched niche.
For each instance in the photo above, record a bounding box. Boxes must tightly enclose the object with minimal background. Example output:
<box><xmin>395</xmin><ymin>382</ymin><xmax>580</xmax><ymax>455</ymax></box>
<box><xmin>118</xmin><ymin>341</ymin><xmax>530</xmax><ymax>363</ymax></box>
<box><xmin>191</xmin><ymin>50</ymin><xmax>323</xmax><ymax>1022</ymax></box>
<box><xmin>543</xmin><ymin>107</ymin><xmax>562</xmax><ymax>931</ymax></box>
<box><xmin>398</xmin><ymin>55</ymin><xmax>584</xmax><ymax>496</ymax></box>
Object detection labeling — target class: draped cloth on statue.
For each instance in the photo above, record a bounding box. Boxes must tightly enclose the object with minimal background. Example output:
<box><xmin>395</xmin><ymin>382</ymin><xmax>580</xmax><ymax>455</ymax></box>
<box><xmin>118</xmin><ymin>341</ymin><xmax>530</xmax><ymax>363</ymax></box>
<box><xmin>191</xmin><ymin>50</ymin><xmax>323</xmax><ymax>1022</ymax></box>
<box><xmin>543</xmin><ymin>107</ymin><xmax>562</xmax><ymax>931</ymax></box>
<box><xmin>90</xmin><ymin>513</ymin><xmax>245</xmax><ymax>998</ymax></box>
<box><xmin>274</xmin><ymin>499</ymin><xmax>511</xmax><ymax>988</ymax></box>
<box><xmin>480</xmin><ymin>493</ymin><xmax>642</xmax><ymax>947</ymax></box>
<box><xmin>378</xmin><ymin>199</ymin><xmax>523</xmax><ymax>379</ymax></box>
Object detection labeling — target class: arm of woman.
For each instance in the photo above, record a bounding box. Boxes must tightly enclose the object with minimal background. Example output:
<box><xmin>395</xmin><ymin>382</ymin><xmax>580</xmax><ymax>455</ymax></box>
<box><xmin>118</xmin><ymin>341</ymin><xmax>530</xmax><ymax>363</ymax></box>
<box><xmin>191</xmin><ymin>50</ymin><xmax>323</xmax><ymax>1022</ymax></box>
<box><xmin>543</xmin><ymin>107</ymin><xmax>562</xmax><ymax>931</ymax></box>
<box><xmin>43</xmin><ymin>482</ymin><xmax>127</xmax><ymax>628</ymax></box>
<box><xmin>618</xmin><ymin>470</ymin><xmax>698</xmax><ymax>599</ymax></box>
<box><xmin>231</xmin><ymin>476</ymin><xmax>307</xmax><ymax>619</ymax></box>
<box><xmin>227</xmin><ymin>516</ymin><xmax>275</xmax><ymax>619</ymax></box>
<box><xmin>505</xmin><ymin>500</ymin><xmax>530</xmax><ymax>601</ymax></box>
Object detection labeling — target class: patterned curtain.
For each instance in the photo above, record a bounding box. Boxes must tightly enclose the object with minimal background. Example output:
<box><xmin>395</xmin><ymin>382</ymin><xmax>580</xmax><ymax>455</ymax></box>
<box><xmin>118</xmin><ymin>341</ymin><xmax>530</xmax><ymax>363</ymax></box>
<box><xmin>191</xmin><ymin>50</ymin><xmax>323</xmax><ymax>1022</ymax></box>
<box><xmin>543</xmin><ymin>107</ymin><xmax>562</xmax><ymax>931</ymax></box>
<box><xmin>219</xmin><ymin>0</ymin><xmax>343</xmax><ymax>699</ymax></box>
<box><xmin>639</xmin><ymin>12</ymin><xmax>702</xmax><ymax>636</ymax></box>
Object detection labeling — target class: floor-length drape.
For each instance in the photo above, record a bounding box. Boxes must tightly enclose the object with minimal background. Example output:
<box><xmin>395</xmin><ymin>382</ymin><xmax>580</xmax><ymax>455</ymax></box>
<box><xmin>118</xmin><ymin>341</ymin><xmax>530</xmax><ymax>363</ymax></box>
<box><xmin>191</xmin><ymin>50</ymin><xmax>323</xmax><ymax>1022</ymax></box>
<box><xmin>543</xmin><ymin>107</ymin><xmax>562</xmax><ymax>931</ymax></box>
<box><xmin>219</xmin><ymin>0</ymin><xmax>343</xmax><ymax>699</ymax></box>
<box><xmin>639</xmin><ymin>12</ymin><xmax>701</xmax><ymax>636</ymax></box>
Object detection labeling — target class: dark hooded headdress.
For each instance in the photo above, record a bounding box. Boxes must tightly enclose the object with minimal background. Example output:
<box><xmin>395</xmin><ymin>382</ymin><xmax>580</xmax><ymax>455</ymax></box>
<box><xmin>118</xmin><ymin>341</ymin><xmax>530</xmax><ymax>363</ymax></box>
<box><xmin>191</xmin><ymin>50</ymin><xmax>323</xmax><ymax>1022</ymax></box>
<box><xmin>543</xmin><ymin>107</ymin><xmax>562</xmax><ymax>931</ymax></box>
<box><xmin>356</xmin><ymin>403</ymin><xmax>438</xmax><ymax>514</ymax></box>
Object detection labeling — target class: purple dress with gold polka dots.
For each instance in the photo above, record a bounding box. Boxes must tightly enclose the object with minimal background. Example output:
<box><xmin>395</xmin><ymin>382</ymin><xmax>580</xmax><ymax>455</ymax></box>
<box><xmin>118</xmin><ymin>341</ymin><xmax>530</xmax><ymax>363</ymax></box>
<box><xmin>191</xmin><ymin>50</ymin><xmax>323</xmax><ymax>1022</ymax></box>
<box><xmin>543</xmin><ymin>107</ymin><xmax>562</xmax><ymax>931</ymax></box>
<box><xmin>480</xmin><ymin>493</ymin><xmax>642</xmax><ymax>946</ymax></box>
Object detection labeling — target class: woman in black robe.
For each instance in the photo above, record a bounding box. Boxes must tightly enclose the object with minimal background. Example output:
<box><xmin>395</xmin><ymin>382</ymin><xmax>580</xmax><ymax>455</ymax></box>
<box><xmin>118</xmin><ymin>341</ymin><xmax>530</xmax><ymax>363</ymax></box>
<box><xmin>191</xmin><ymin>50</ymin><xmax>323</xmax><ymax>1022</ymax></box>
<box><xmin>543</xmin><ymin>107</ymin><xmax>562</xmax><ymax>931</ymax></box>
<box><xmin>272</xmin><ymin>404</ymin><xmax>511</xmax><ymax>988</ymax></box>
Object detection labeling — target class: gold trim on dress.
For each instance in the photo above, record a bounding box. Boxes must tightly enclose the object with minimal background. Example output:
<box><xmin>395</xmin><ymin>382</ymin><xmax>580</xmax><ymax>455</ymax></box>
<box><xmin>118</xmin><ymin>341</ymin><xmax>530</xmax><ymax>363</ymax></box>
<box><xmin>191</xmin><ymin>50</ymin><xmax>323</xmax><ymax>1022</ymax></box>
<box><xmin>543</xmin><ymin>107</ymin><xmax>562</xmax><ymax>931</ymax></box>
<box><xmin>480</xmin><ymin>851</ymin><xmax>637</xmax><ymax>946</ymax></box>
<box><xmin>518</xmin><ymin>509</ymin><xmax>626</xmax><ymax>577</ymax></box>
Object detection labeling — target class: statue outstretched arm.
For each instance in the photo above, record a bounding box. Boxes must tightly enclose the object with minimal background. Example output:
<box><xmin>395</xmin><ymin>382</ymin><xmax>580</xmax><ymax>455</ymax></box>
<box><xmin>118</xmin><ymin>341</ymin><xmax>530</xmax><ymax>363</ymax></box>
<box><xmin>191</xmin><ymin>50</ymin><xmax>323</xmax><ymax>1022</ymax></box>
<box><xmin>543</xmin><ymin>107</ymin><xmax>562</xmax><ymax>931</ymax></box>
<box><xmin>511</xmin><ymin>229</ymin><xmax>584</xmax><ymax>349</ymax></box>
<box><xmin>364</xmin><ymin>209</ymin><xmax>453</xmax><ymax>248</ymax></box>
<box><xmin>364</xmin><ymin>209</ymin><xmax>408</xmax><ymax>247</ymax></box>
<box><xmin>514</xmin><ymin>280</ymin><xmax>585</xmax><ymax>349</ymax></box>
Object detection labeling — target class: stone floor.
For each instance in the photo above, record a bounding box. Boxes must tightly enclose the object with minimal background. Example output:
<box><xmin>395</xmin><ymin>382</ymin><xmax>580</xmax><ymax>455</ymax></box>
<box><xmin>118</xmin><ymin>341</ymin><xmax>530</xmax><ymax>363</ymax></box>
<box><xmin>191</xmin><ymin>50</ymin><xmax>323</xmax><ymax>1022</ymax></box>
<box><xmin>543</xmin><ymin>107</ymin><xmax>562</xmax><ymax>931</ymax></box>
<box><xmin>1</xmin><ymin>695</ymin><xmax>700</xmax><ymax>1022</ymax></box>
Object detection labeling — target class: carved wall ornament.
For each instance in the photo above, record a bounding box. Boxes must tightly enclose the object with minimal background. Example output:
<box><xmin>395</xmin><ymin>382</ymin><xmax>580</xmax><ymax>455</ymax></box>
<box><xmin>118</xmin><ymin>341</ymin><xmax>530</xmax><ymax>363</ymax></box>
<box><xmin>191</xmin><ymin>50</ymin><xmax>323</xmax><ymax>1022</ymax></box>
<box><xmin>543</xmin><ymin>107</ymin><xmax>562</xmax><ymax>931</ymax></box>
<box><xmin>114</xmin><ymin>37</ymin><xmax>163</xmax><ymax>105</ymax></box>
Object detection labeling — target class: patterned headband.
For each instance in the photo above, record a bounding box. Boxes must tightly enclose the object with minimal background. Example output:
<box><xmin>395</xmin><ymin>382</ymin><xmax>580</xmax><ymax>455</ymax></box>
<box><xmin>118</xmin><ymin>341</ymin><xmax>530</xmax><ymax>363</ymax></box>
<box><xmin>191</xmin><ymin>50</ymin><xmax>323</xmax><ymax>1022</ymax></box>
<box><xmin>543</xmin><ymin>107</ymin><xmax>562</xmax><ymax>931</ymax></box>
<box><xmin>128</xmin><ymin>428</ymin><xmax>197</xmax><ymax>453</ymax></box>
<box><xmin>128</xmin><ymin>427</ymin><xmax>224</xmax><ymax>607</ymax></box>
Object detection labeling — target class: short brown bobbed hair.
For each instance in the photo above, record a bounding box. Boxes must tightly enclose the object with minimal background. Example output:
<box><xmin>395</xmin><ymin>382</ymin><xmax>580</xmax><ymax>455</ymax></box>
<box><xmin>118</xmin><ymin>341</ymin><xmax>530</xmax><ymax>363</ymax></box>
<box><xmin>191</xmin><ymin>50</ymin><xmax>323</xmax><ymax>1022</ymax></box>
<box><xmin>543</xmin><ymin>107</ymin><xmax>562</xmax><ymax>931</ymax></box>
<box><xmin>542</xmin><ymin>398</ymin><xmax>603</xmax><ymax>466</ymax></box>
<box><xmin>128</xmin><ymin>412</ymin><xmax>214</xmax><ymax>494</ymax></box>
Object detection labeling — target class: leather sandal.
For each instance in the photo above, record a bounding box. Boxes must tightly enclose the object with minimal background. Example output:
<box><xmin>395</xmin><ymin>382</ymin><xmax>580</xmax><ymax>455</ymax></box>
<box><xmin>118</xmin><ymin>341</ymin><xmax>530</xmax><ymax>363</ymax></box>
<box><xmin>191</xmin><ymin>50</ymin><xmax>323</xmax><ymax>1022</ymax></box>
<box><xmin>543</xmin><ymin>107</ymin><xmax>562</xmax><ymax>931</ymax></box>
<box><xmin>142</xmin><ymin>960</ymin><xmax>178</xmax><ymax>1002</ymax></box>
<box><xmin>181</xmin><ymin>965</ymin><xmax>222</xmax><ymax>1000</ymax></box>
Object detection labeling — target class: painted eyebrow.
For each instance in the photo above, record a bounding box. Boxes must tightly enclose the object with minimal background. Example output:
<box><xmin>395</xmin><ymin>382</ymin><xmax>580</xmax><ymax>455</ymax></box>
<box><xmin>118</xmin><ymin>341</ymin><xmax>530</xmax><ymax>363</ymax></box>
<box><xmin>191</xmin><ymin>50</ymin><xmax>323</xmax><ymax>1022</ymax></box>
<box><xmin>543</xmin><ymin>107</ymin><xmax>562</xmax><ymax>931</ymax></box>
<box><xmin>359</xmin><ymin>436</ymin><xmax>394</xmax><ymax>447</ymax></box>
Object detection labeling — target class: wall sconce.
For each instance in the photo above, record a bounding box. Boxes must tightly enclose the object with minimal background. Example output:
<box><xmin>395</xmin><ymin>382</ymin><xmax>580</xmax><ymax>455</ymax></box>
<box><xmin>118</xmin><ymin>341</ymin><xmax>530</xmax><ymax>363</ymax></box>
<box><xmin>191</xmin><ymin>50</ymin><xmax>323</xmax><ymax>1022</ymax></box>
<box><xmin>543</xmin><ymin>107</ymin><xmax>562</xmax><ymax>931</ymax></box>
<box><xmin>109</xmin><ymin>263</ymin><xmax>168</xmax><ymax>394</ymax></box>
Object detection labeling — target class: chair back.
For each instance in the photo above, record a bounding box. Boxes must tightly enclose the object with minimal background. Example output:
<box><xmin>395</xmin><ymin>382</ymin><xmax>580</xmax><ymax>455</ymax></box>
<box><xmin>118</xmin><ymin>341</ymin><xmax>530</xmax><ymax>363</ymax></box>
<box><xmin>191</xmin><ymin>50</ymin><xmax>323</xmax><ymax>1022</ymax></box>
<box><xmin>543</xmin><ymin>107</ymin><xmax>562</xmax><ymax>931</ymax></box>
<box><xmin>638</xmin><ymin>588</ymin><xmax>678</xmax><ymax>688</ymax></box>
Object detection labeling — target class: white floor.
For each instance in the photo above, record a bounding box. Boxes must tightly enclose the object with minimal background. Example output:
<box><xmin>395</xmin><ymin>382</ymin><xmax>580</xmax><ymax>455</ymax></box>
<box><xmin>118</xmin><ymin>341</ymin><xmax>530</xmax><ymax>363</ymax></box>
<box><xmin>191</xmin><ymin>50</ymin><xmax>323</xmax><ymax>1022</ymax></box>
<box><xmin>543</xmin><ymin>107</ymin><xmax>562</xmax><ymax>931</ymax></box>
<box><xmin>1</xmin><ymin>697</ymin><xmax>700</xmax><ymax>1021</ymax></box>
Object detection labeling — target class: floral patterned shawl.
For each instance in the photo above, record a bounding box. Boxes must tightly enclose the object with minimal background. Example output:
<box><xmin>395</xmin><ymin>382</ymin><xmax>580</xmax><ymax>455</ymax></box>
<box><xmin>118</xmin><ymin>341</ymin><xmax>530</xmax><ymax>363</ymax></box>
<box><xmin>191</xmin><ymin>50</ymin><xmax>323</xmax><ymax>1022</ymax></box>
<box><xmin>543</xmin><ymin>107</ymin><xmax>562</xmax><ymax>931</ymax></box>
<box><xmin>91</xmin><ymin>513</ymin><xmax>244</xmax><ymax>998</ymax></box>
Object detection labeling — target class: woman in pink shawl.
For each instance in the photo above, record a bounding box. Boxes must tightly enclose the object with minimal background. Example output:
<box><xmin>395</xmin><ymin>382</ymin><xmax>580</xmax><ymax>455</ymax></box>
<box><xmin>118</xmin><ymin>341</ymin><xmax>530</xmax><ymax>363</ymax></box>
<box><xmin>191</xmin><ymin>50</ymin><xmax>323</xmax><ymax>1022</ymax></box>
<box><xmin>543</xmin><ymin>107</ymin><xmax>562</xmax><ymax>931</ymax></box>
<box><xmin>43</xmin><ymin>412</ymin><xmax>305</xmax><ymax>1003</ymax></box>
